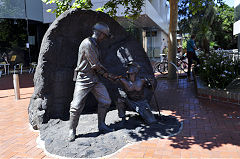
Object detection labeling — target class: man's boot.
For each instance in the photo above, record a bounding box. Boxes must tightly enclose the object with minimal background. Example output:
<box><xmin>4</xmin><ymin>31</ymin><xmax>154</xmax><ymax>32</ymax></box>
<box><xmin>68</xmin><ymin>114</ymin><xmax>79</xmax><ymax>142</ymax></box>
<box><xmin>98</xmin><ymin>107</ymin><xmax>113</xmax><ymax>133</ymax></box>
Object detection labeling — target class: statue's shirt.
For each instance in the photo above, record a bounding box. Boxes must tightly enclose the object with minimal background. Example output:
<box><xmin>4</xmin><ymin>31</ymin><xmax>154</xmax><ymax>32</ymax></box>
<box><xmin>120</xmin><ymin>78</ymin><xmax>145</xmax><ymax>101</ymax></box>
<box><xmin>75</xmin><ymin>37</ymin><xmax>106</xmax><ymax>87</ymax></box>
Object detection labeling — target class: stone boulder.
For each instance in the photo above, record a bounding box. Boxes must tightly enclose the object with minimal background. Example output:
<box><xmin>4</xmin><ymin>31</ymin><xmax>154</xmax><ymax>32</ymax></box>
<box><xmin>28</xmin><ymin>9</ymin><xmax>155</xmax><ymax>130</ymax></box>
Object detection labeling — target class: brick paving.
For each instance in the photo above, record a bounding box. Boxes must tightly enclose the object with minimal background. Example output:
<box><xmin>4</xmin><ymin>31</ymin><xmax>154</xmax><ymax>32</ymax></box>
<box><xmin>0</xmin><ymin>74</ymin><xmax>50</xmax><ymax>159</ymax></box>
<box><xmin>0</xmin><ymin>74</ymin><xmax>240</xmax><ymax>158</ymax></box>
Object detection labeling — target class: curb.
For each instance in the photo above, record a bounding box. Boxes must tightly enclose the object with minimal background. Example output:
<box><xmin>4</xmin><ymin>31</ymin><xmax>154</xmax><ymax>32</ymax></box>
<box><xmin>194</xmin><ymin>76</ymin><xmax>240</xmax><ymax>105</ymax></box>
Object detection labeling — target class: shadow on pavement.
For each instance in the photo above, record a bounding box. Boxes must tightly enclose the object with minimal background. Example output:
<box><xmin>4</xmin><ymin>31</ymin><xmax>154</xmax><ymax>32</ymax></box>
<box><xmin>154</xmin><ymin>78</ymin><xmax>240</xmax><ymax>150</ymax></box>
<box><xmin>76</xmin><ymin>114</ymin><xmax>182</xmax><ymax>140</ymax></box>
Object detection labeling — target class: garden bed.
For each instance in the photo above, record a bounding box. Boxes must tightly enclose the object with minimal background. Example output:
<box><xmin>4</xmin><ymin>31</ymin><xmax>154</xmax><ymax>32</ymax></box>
<box><xmin>194</xmin><ymin>76</ymin><xmax>240</xmax><ymax>105</ymax></box>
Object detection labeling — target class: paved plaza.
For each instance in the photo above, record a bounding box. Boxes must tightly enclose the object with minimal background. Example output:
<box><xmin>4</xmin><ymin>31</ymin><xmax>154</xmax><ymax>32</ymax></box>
<box><xmin>0</xmin><ymin>74</ymin><xmax>240</xmax><ymax>158</ymax></box>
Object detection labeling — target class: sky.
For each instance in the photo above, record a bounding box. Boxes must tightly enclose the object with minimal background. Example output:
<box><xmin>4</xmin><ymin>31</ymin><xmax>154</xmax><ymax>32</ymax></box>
<box><xmin>223</xmin><ymin>0</ymin><xmax>234</xmax><ymax>7</ymax></box>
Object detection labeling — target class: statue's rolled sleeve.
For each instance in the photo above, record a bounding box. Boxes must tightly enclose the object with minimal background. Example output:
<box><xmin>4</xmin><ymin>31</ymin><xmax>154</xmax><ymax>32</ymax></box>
<box><xmin>85</xmin><ymin>44</ymin><xmax>107</xmax><ymax>76</ymax></box>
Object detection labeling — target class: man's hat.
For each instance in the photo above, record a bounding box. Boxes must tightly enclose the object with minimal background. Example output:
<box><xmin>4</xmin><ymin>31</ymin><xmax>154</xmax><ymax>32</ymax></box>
<box><xmin>93</xmin><ymin>22</ymin><xmax>111</xmax><ymax>38</ymax></box>
<box><xmin>126</xmin><ymin>62</ymin><xmax>140</xmax><ymax>74</ymax></box>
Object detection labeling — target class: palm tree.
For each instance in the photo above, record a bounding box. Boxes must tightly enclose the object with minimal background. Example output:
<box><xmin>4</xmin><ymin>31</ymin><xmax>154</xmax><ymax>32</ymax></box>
<box><xmin>192</xmin><ymin>4</ymin><xmax>217</xmax><ymax>53</ymax></box>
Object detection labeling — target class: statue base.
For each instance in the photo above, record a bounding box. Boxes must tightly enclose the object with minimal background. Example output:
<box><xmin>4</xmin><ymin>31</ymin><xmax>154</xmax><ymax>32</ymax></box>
<box><xmin>38</xmin><ymin>110</ymin><xmax>182</xmax><ymax>158</ymax></box>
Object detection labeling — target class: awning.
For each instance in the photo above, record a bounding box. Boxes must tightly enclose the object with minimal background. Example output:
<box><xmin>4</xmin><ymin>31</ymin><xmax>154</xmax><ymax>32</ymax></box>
<box><xmin>0</xmin><ymin>0</ymin><xmax>43</xmax><ymax>22</ymax></box>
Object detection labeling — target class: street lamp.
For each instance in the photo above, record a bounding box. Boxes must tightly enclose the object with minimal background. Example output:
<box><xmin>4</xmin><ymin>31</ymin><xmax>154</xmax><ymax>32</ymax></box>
<box><xmin>24</xmin><ymin>0</ymin><xmax>31</xmax><ymax>63</ymax></box>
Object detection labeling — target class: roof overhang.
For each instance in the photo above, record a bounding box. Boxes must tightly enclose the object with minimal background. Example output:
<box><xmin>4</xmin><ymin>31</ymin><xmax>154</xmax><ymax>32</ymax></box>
<box><xmin>0</xmin><ymin>0</ymin><xmax>55</xmax><ymax>23</ymax></box>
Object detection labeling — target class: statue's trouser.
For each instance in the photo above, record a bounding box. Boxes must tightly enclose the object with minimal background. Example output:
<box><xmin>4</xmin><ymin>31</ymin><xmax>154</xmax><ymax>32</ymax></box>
<box><xmin>117</xmin><ymin>98</ymin><xmax>126</xmax><ymax>118</ymax></box>
<box><xmin>117</xmin><ymin>98</ymin><xmax>157</xmax><ymax>125</ymax></box>
<box><xmin>68</xmin><ymin>82</ymin><xmax>112</xmax><ymax>141</ymax></box>
<box><xmin>127</xmin><ymin>99</ymin><xmax>157</xmax><ymax>124</ymax></box>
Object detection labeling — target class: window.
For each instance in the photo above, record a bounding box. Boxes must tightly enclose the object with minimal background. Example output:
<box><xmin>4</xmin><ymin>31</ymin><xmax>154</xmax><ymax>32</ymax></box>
<box><xmin>234</xmin><ymin>4</ymin><xmax>240</xmax><ymax>23</ymax></box>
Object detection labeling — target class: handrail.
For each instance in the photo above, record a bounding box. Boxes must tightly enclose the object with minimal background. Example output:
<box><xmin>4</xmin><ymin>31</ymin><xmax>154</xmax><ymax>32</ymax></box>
<box><xmin>169</xmin><ymin>61</ymin><xmax>179</xmax><ymax>87</ymax></box>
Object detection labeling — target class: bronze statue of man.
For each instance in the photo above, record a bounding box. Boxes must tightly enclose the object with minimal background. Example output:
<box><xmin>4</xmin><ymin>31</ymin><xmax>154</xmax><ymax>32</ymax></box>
<box><xmin>117</xmin><ymin>62</ymin><xmax>157</xmax><ymax>124</ymax></box>
<box><xmin>68</xmin><ymin>22</ymin><xmax>117</xmax><ymax>142</ymax></box>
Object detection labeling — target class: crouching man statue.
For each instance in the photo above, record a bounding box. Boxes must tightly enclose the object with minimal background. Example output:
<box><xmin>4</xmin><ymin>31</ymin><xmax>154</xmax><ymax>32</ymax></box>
<box><xmin>116</xmin><ymin>62</ymin><xmax>157</xmax><ymax>124</ymax></box>
<box><xmin>68</xmin><ymin>22</ymin><xmax>117</xmax><ymax>142</ymax></box>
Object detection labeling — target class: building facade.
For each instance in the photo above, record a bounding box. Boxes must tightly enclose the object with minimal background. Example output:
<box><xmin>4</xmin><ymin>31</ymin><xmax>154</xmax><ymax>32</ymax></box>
<box><xmin>0</xmin><ymin>0</ymin><xmax>169</xmax><ymax>60</ymax></box>
<box><xmin>0</xmin><ymin>0</ymin><xmax>56</xmax><ymax>62</ymax></box>
<box><xmin>234</xmin><ymin>0</ymin><xmax>240</xmax><ymax>53</ymax></box>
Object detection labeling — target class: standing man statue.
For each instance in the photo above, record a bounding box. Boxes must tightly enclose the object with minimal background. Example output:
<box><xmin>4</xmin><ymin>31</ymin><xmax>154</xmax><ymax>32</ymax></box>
<box><xmin>68</xmin><ymin>22</ymin><xmax>117</xmax><ymax>142</ymax></box>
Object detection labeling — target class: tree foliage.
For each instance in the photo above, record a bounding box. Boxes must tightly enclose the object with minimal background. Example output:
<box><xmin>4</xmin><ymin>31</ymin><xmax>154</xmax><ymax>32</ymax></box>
<box><xmin>42</xmin><ymin>0</ymin><xmax>92</xmax><ymax>17</ymax></box>
<box><xmin>178</xmin><ymin>0</ymin><xmax>236</xmax><ymax>51</ymax></box>
<box><xmin>42</xmin><ymin>0</ymin><xmax>144</xmax><ymax>18</ymax></box>
<box><xmin>0</xmin><ymin>19</ymin><xmax>27</xmax><ymax>52</ymax></box>
<box><xmin>212</xmin><ymin>4</ymin><xmax>237</xmax><ymax>49</ymax></box>
<box><xmin>101</xmin><ymin>0</ymin><xmax>144</xmax><ymax>18</ymax></box>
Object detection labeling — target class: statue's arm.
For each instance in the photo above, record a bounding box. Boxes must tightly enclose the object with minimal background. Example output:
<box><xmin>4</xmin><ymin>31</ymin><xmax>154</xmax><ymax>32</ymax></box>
<box><xmin>85</xmin><ymin>42</ymin><xmax>118</xmax><ymax>81</ymax></box>
<box><xmin>85</xmin><ymin>43</ymin><xmax>107</xmax><ymax>76</ymax></box>
<box><xmin>119</xmin><ymin>78</ymin><xmax>133</xmax><ymax>90</ymax></box>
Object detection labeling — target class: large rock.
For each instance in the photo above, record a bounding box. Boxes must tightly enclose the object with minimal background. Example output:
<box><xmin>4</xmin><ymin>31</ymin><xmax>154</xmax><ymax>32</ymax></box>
<box><xmin>28</xmin><ymin>9</ymin><xmax>155</xmax><ymax>130</ymax></box>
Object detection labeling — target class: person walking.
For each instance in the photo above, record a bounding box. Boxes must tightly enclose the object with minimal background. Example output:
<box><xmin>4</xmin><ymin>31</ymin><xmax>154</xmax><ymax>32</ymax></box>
<box><xmin>68</xmin><ymin>22</ymin><xmax>117</xmax><ymax>142</ymax></box>
<box><xmin>187</xmin><ymin>34</ymin><xmax>199</xmax><ymax>81</ymax></box>
<box><xmin>160</xmin><ymin>46</ymin><xmax>168</xmax><ymax>62</ymax></box>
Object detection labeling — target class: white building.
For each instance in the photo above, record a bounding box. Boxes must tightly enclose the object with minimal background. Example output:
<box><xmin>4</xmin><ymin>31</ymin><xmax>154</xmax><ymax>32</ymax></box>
<box><xmin>234</xmin><ymin>0</ymin><xmax>240</xmax><ymax>53</ymax></box>
<box><xmin>91</xmin><ymin>0</ymin><xmax>169</xmax><ymax>58</ymax></box>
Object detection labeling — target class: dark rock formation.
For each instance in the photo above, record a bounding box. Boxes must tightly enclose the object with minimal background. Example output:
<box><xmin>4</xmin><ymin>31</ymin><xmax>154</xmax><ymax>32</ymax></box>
<box><xmin>28</xmin><ymin>9</ymin><xmax>155</xmax><ymax>130</ymax></box>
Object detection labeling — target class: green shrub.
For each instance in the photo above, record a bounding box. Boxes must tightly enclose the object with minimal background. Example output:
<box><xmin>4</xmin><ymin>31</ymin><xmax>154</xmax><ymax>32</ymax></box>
<box><xmin>196</xmin><ymin>51</ymin><xmax>240</xmax><ymax>89</ymax></box>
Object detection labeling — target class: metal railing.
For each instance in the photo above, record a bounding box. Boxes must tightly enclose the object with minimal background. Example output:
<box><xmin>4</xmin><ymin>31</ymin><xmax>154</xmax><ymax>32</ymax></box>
<box><xmin>214</xmin><ymin>49</ymin><xmax>240</xmax><ymax>62</ymax></box>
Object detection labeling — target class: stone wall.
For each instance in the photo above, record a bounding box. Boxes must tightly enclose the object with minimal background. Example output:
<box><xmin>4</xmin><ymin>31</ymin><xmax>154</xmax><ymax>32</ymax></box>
<box><xmin>28</xmin><ymin>9</ymin><xmax>155</xmax><ymax>130</ymax></box>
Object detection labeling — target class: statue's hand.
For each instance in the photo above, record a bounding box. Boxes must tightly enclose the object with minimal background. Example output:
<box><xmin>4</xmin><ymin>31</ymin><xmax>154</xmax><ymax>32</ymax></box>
<box><xmin>103</xmin><ymin>73</ymin><xmax>108</xmax><ymax>79</ymax></box>
<box><xmin>144</xmin><ymin>77</ymin><xmax>154</xmax><ymax>88</ymax></box>
<box><xmin>116</xmin><ymin>75</ymin><xmax>126</xmax><ymax>79</ymax></box>
<box><xmin>108</xmin><ymin>73</ymin><xmax>119</xmax><ymax>81</ymax></box>
<box><xmin>103</xmin><ymin>73</ymin><xmax>118</xmax><ymax>81</ymax></box>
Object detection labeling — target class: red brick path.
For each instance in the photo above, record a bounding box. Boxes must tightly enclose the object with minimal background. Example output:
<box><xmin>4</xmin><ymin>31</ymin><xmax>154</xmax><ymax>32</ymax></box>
<box><xmin>0</xmin><ymin>74</ymin><xmax>50</xmax><ymax>158</ymax></box>
<box><xmin>0</xmin><ymin>74</ymin><xmax>240</xmax><ymax>158</ymax></box>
